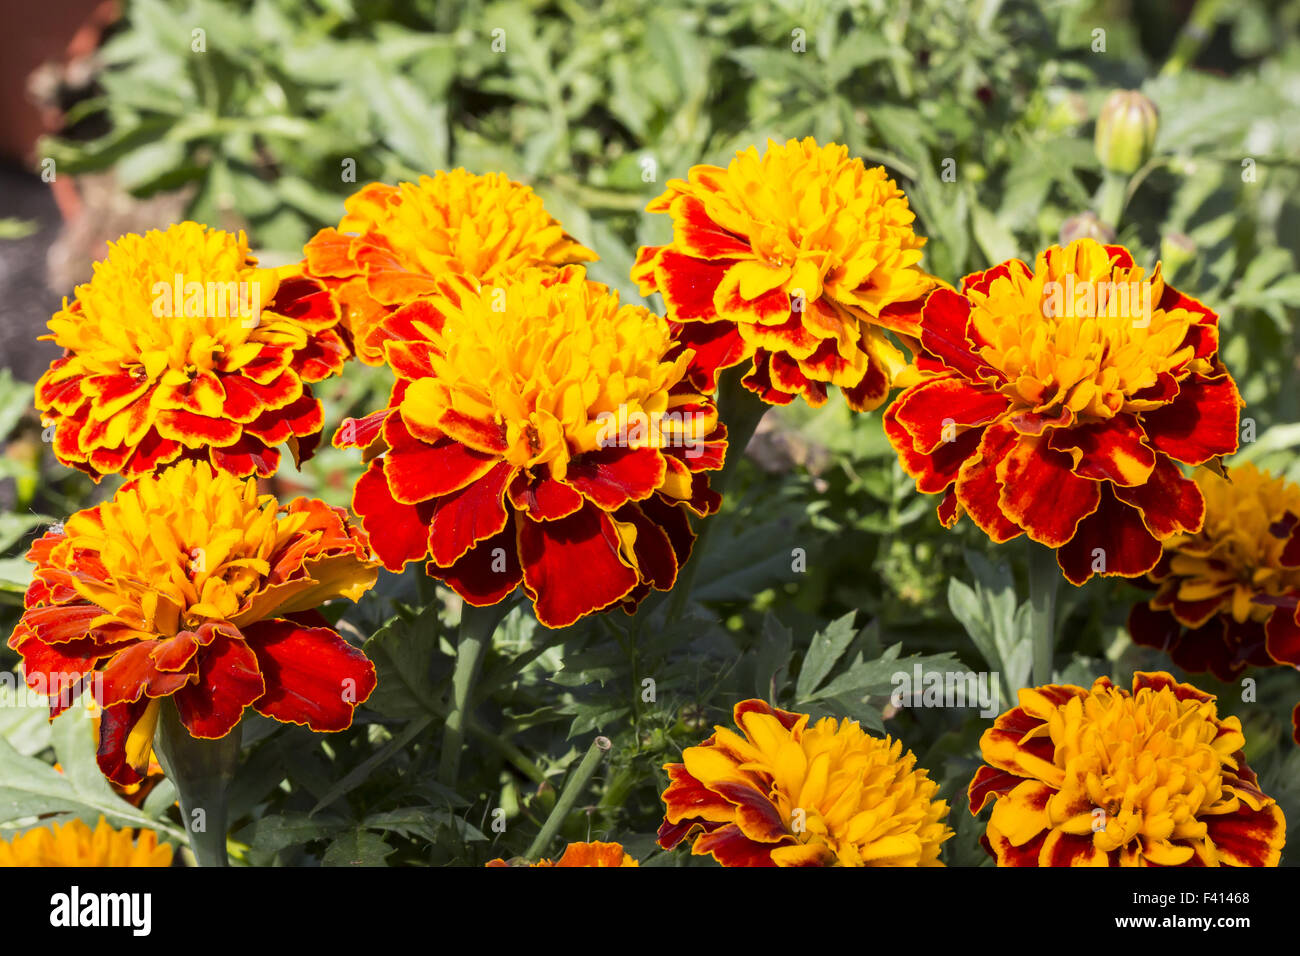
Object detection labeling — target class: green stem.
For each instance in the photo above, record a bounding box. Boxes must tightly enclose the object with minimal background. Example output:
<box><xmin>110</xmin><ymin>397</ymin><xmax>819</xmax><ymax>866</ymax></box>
<box><xmin>1096</xmin><ymin>170</ymin><xmax>1129</xmax><ymax>231</ymax></box>
<box><xmin>525</xmin><ymin>736</ymin><xmax>611</xmax><ymax>860</ymax></box>
<box><xmin>152</xmin><ymin>698</ymin><xmax>239</xmax><ymax>867</ymax></box>
<box><xmin>665</xmin><ymin>368</ymin><xmax>768</xmax><ymax>621</ymax></box>
<box><xmin>438</xmin><ymin>601</ymin><xmax>504</xmax><ymax>789</ymax></box>
<box><xmin>1027</xmin><ymin>539</ymin><xmax>1061</xmax><ymax>687</ymax></box>
<box><xmin>1161</xmin><ymin>0</ymin><xmax>1228</xmax><ymax>77</ymax></box>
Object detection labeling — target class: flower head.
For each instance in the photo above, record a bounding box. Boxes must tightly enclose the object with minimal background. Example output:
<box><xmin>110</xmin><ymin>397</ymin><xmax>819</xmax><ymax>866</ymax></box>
<box><xmin>304</xmin><ymin>171</ymin><xmax>596</xmax><ymax>365</ymax></box>
<box><xmin>658</xmin><ymin>699</ymin><xmax>952</xmax><ymax>866</ymax></box>
<box><xmin>0</xmin><ymin>817</ymin><xmax>172</xmax><ymax>867</ymax></box>
<box><xmin>1128</xmin><ymin>463</ymin><xmax>1300</xmax><ymax>683</ymax></box>
<box><xmin>633</xmin><ymin>137</ymin><xmax>938</xmax><ymax>410</ymax></box>
<box><xmin>36</xmin><ymin>222</ymin><xmax>346</xmax><ymax>481</ymax></box>
<box><xmin>885</xmin><ymin>238</ymin><xmax>1242</xmax><ymax>584</ymax></box>
<box><xmin>8</xmin><ymin>460</ymin><xmax>378</xmax><ymax>785</ymax></box>
<box><xmin>968</xmin><ymin>672</ymin><xmax>1285</xmax><ymax>866</ymax></box>
<box><xmin>340</xmin><ymin>266</ymin><xmax>724</xmax><ymax>628</ymax></box>
<box><xmin>485</xmin><ymin>841</ymin><xmax>638</xmax><ymax>867</ymax></box>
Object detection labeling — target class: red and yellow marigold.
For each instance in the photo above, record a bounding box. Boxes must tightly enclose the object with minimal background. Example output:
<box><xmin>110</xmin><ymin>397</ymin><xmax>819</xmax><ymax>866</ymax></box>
<box><xmin>485</xmin><ymin>841</ymin><xmax>639</xmax><ymax>867</ymax></box>
<box><xmin>339</xmin><ymin>265</ymin><xmax>725</xmax><ymax>629</ymax></box>
<box><xmin>632</xmin><ymin>137</ymin><xmax>939</xmax><ymax>410</ymax></box>
<box><xmin>658</xmin><ymin>699</ymin><xmax>952</xmax><ymax>866</ymax></box>
<box><xmin>36</xmin><ymin>222</ymin><xmax>346</xmax><ymax>481</ymax></box>
<box><xmin>968</xmin><ymin>672</ymin><xmax>1285</xmax><ymax>866</ymax></box>
<box><xmin>885</xmin><ymin>238</ymin><xmax>1242</xmax><ymax>584</ymax></box>
<box><xmin>1128</xmin><ymin>463</ymin><xmax>1300</xmax><ymax>692</ymax></box>
<box><xmin>0</xmin><ymin>817</ymin><xmax>173</xmax><ymax>867</ymax></box>
<box><xmin>8</xmin><ymin>460</ymin><xmax>378</xmax><ymax>785</ymax></box>
<box><xmin>304</xmin><ymin>171</ymin><xmax>596</xmax><ymax>365</ymax></box>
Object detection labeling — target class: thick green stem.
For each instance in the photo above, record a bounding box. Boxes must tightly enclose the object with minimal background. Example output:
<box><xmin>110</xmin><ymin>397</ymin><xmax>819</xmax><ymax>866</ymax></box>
<box><xmin>153</xmin><ymin>698</ymin><xmax>239</xmax><ymax>867</ymax></box>
<box><xmin>1027</xmin><ymin>540</ymin><xmax>1061</xmax><ymax>687</ymax></box>
<box><xmin>1096</xmin><ymin>170</ymin><xmax>1129</xmax><ymax>231</ymax></box>
<box><xmin>1161</xmin><ymin>0</ymin><xmax>1229</xmax><ymax>77</ymax></box>
<box><xmin>525</xmin><ymin>736</ymin><xmax>611</xmax><ymax>860</ymax></box>
<box><xmin>665</xmin><ymin>369</ymin><xmax>768</xmax><ymax>621</ymax></box>
<box><xmin>438</xmin><ymin>601</ymin><xmax>504</xmax><ymax>789</ymax></box>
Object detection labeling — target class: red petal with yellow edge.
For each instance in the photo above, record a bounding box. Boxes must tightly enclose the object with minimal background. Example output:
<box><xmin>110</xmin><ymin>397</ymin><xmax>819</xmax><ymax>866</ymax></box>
<box><xmin>246</xmin><ymin>619</ymin><xmax>376</xmax><ymax>731</ymax></box>
<box><xmin>333</xmin><ymin>408</ymin><xmax>391</xmax><ymax>450</ymax></box>
<box><xmin>1046</xmin><ymin>415</ymin><xmax>1156</xmax><ymax>486</ymax></box>
<box><xmin>519</xmin><ymin>504</ymin><xmax>639</xmax><ymax>628</ymax></box>
<box><xmin>882</xmin><ymin>404</ymin><xmax>981</xmax><ymax>495</ymax></box>
<box><xmin>891</xmin><ymin>376</ymin><xmax>1009</xmax><ymax>454</ymax></box>
<box><xmin>507</xmin><ymin>470</ymin><xmax>584</xmax><ymax>521</ymax></box>
<box><xmin>711</xmin><ymin>780</ymin><xmax>788</xmax><ymax>844</ymax></box>
<box><xmin>428</xmin><ymin>462</ymin><xmax>511</xmax><ymax>567</ymax></box>
<box><xmin>996</xmin><ymin>436</ymin><xmax>1100</xmax><ymax>547</ymax></box>
<box><xmin>96</xmin><ymin>698</ymin><xmax>150</xmax><ymax>786</ymax></box>
<box><xmin>660</xmin><ymin>763</ymin><xmax>736</xmax><ymax>831</ymax></box>
<box><xmin>122</xmin><ymin>431</ymin><xmax>182</xmax><ymax>476</ymax></box>
<box><xmin>691</xmin><ymin>822</ymin><xmax>778</xmax><ymax>867</ymax></box>
<box><xmin>99</xmin><ymin>641</ymin><xmax>191</xmax><ymax>707</ymax></box>
<box><xmin>741</xmin><ymin>353</ymin><xmax>797</xmax><ymax>406</ymax></box>
<box><xmin>173</xmin><ymin>632</ymin><xmax>265</xmax><ymax>739</ymax></box>
<box><xmin>919</xmin><ymin>288</ymin><xmax>996</xmax><ymax>381</ymax></box>
<box><xmin>435</xmin><ymin>525</ymin><xmax>522</xmax><ymax>607</ymax></box>
<box><xmin>387</xmin><ymin>436</ymin><xmax>499</xmax><ymax>505</ymax></box>
<box><xmin>733</xmin><ymin>698</ymin><xmax>804</xmax><ymax>732</ymax></box>
<box><xmin>841</xmin><ymin>358</ymin><xmax>889</xmax><ymax>412</ymax></box>
<box><xmin>639</xmin><ymin>494</ymin><xmax>695</xmax><ymax>572</ymax></box>
<box><xmin>714</xmin><ymin>269</ymin><xmax>791</xmax><ymax>324</ymax></box>
<box><xmin>968</xmin><ymin>765</ymin><xmax>1024</xmax><ymax>815</ymax></box>
<box><xmin>954</xmin><ymin>422</ymin><xmax>1022</xmax><ymax>542</ymax></box>
<box><xmin>221</xmin><ymin>372</ymin><xmax>300</xmax><ymax>422</ymax></box>
<box><xmin>1265</xmin><ymin>606</ymin><xmax>1300</xmax><ymax>665</ymax></box>
<box><xmin>985</xmin><ymin>827</ymin><xmax>1048</xmax><ymax>867</ymax></box>
<box><xmin>24</xmin><ymin>603</ymin><xmax>100</xmax><ymax>645</ymax></box>
<box><xmin>209</xmin><ymin>435</ymin><xmax>279</xmax><ymax>478</ymax></box>
<box><xmin>674</xmin><ymin>195</ymin><xmax>753</xmax><ymax>259</ymax></box>
<box><xmin>616</xmin><ymin>504</ymin><xmax>678</xmax><ymax>590</ymax></box>
<box><xmin>1203</xmin><ymin>804</ymin><xmax>1285</xmax><ymax>867</ymax></box>
<box><xmin>353</xmin><ymin>460</ymin><xmax>432</xmax><ymax>571</ymax></box>
<box><xmin>656</xmin><ymin>251</ymin><xmax>731</xmax><ymax>320</ymax></box>
<box><xmin>672</xmin><ymin>320</ymin><xmax>748</xmax><ymax>391</ymax></box>
<box><xmin>1112</xmin><ymin>455</ymin><xmax>1204</xmax><ymax>539</ymax></box>
<box><xmin>567</xmin><ymin>447</ymin><xmax>666</xmax><ymax>511</ymax></box>
<box><xmin>437</xmin><ymin>409</ymin><xmax>508</xmax><ymax>455</ymax></box>
<box><xmin>1142</xmin><ymin>374</ymin><xmax>1241</xmax><ymax>465</ymax></box>
<box><xmin>1056</xmin><ymin>488</ymin><xmax>1162</xmax><ymax>586</ymax></box>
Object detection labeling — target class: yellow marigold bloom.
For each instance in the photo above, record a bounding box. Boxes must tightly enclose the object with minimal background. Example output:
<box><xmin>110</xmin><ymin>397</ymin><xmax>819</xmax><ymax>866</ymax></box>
<box><xmin>659</xmin><ymin>700</ymin><xmax>952</xmax><ymax>866</ymax></box>
<box><xmin>305</xmin><ymin>171</ymin><xmax>597</xmax><ymax>364</ymax></box>
<box><xmin>36</xmin><ymin>222</ymin><xmax>346</xmax><ymax>481</ymax></box>
<box><xmin>633</xmin><ymin>137</ymin><xmax>939</xmax><ymax>410</ymax></box>
<box><xmin>485</xmin><ymin>841</ymin><xmax>639</xmax><ymax>867</ymax></box>
<box><xmin>343</xmin><ymin>267</ymin><xmax>724</xmax><ymax>628</ymax></box>
<box><xmin>0</xmin><ymin>817</ymin><xmax>172</xmax><ymax>867</ymax></box>
<box><xmin>9</xmin><ymin>460</ymin><xmax>379</xmax><ymax>785</ymax></box>
<box><xmin>969</xmin><ymin>672</ymin><xmax>1285</xmax><ymax>866</ymax></box>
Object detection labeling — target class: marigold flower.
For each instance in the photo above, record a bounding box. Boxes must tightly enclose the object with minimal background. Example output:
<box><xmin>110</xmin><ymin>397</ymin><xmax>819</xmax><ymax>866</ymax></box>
<box><xmin>8</xmin><ymin>460</ymin><xmax>379</xmax><ymax>785</ymax></box>
<box><xmin>485</xmin><ymin>841</ymin><xmax>638</xmax><ymax>867</ymax></box>
<box><xmin>304</xmin><ymin>171</ymin><xmax>597</xmax><ymax>365</ymax></box>
<box><xmin>1128</xmin><ymin>463</ymin><xmax>1300</xmax><ymax>685</ymax></box>
<box><xmin>658</xmin><ymin>699</ymin><xmax>952</xmax><ymax>866</ymax></box>
<box><xmin>632</xmin><ymin>137</ymin><xmax>939</xmax><ymax>410</ymax></box>
<box><xmin>339</xmin><ymin>266</ymin><xmax>724</xmax><ymax>628</ymax></box>
<box><xmin>885</xmin><ymin>238</ymin><xmax>1242</xmax><ymax>584</ymax></box>
<box><xmin>35</xmin><ymin>222</ymin><xmax>346</xmax><ymax>481</ymax></box>
<box><xmin>968</xmin><ymin>672</ymin><xmax>1285</xmax><ymax>866</ymax></box>
<box><xmin>0</xmin><ymin>817</ymin><xmax>172</xmax><ymax>867</ymax></box>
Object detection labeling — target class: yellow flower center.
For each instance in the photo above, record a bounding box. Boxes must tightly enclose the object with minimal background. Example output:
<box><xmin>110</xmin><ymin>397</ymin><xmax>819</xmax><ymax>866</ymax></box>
<box><xmin>1046</xmin><ymin>685</ymin><xmax>1242</xmax><ymax>862</ymax></box>
<box><xmin>57</xmin><ymin>460</ymin><xmax>311</xmax><ymax>634</ymax></box>
<box><xmin>699</xmin><ymin>138</ymin><xmax>930</xmax><ymax>314</ymax></box>
<box><xmin>399</xmin><ymin>269</ymin><xmax>706</xmax><ymax>480</ymax></box>
<box><xmin>45</xmin><ymin>222</ymin><xmax>283</xmax><ymax>384</ymax></box>
<box><xmin>967</xmin><ymin>239</ymin><xmax>1210</xmax><ymax>421</ymax></box>
<box><xmin>1165</xmin><ymin>463</ymin><xmax>1300</xmax><ymax>622</ymax></box>
<box><xmin>735</xmin><ymin>712</ymin><xmax>950</xmax><ymax>866</ymax></box>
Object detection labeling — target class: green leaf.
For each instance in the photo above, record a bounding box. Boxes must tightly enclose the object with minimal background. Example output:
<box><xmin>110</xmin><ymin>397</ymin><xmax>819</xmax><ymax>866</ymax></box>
<box><xmin>322</xmin><ymin>829</ymin><xmax>393</xmax><ymax>866</ymax></box>
<box><xmin>795</xmin><ymin>612</ymin><xmax>859</xmax><ymax>700</ymax></box>
<box><xmin>363</xmin><ymin>606</ymin><xmax>448</xmax><ymax>719</ymax></box>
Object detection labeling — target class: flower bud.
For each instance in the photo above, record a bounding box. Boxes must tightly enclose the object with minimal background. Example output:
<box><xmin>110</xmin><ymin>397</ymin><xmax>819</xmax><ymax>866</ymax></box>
<box><xmin>1060</xmin><ymin>211</ymin><xmax>1115</xmax><ymax>246</ymax></box>
<box><xmin>1160</xmin><ymin>231</ymin><xmax>1197</xmax><ymax>279</ymax></box>
<box><xmin>1094</xmin><ymin>90</ymin><xmax>1159</xmax><ymax>175</ymax></box>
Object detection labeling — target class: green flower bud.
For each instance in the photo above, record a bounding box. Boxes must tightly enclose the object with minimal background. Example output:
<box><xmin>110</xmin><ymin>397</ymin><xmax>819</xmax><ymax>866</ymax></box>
<box><xmin>1094</xmin><ymin>90</ymin><xmax>1159</xmax><ymax>175</ymax></box>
